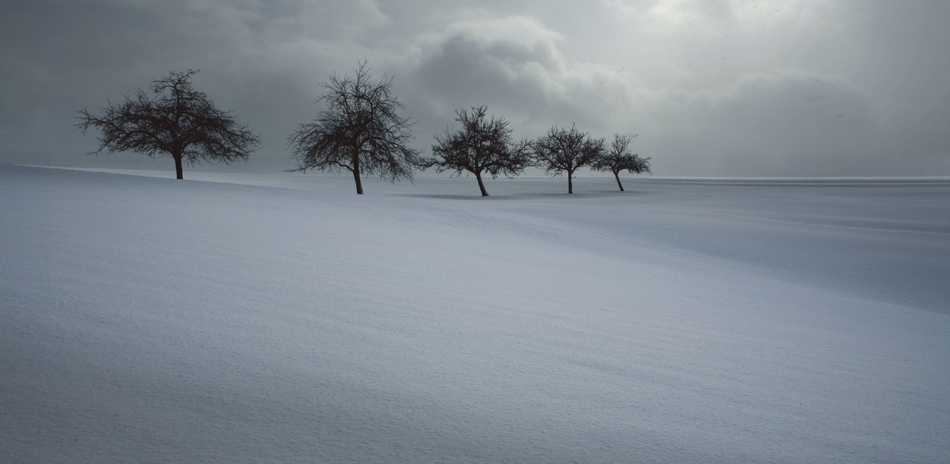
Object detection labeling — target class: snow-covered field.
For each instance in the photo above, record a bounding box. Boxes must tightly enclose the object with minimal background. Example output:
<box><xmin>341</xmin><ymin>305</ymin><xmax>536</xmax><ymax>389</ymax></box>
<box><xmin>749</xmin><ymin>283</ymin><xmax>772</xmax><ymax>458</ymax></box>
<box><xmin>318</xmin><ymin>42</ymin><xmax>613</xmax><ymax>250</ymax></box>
<box><xmin>2</xmin><ymin>164</ymin><xmax>949</xmax><ymax>463</ymax></box>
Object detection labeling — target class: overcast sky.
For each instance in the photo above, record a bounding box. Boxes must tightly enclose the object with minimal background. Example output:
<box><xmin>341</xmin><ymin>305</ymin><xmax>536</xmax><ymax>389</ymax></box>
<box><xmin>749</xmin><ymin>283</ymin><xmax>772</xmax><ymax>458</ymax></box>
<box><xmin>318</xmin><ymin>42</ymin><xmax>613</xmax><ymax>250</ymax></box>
<box><xmin>2</xmin><ymin>0</ymin><xmax>948</xmax><ymax>176</ymax></box>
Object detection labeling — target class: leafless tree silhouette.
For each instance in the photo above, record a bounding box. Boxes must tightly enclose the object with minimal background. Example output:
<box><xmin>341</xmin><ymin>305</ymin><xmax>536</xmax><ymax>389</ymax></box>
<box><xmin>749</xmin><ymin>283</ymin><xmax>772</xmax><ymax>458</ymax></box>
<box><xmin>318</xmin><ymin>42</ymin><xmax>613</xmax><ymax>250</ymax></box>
<box><xmin>76</xmin><ymin>70</ymin><xmax>260</xmax><ymax>180</ymax></box>
<box><xmin>422</xmin><ymin>105</ymin><xmax>530</xmax><ymax>196</ymax></box>
<box><xmin>532</xmin><ymin>124</ymin><xmax>604</xmax><ymax>194</ymax></box>
<box><xmin>288</xmin><ymin>62</ymin><xmax>420</xmax><ymax>194</ymax></box>
<box><xmin>592</xmin><ymin>134</ymin><xmax>651</xmax><ymax>191</ymax></box>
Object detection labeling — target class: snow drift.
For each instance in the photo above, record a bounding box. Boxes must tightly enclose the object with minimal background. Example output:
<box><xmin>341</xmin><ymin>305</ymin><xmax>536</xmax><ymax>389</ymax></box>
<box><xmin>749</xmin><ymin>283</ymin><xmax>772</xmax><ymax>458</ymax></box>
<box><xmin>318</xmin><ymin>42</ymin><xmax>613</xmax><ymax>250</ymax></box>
<box><xmin>1</xmin><ymin>164</ymin><xmax>948</xmax><ymax>463</ymax></box>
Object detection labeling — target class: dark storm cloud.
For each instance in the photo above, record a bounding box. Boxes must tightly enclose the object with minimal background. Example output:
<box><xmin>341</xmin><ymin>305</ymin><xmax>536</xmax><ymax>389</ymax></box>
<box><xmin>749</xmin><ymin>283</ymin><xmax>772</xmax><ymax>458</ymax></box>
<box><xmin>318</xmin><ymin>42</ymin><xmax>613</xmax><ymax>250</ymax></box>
<box><xmin>1</xmin><ymin>0</ymin><xmax>947</xmax><ymax>176</ymax></box>
<box><xmin>400</xmin><ymin>13</ymin><xmax>648</xmax><ymax>145</ymax></box>
<box><xmin>403</xmin><ymin>15</ymin><xmax>578</xmax><ymax>139</ymax></box>
<box><xmin>414</xmin><ymin>27</ymin><xmax>563</xmax><ymax>108</ymax></box>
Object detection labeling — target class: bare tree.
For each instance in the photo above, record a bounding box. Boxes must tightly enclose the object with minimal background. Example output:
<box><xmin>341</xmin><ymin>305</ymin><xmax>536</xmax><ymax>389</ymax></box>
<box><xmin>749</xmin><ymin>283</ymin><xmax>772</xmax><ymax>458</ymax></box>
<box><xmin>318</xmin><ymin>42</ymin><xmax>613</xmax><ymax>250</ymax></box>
<box><xmin>76</xmin><ymin>70</ymin><xmax>260</xmax><ymax>180</ymax></box>
<box><xmin>592</xmin><ymin>134</ymin><xmax>651</xmax><ymax>191</ymax></box>
<box><xmin>531</xmin><ymin>124</ymin><xmax>604</xmax><ymax>194</ymax></box>
<box><xmin>422</xmin><ymin>105</ymin><xmax>530</xmax><ymax>196</ymax></box>
<box><xmin>288</xmin><ymin>62</ymin><xmax>420</xmax><ymax>194</ymax></box>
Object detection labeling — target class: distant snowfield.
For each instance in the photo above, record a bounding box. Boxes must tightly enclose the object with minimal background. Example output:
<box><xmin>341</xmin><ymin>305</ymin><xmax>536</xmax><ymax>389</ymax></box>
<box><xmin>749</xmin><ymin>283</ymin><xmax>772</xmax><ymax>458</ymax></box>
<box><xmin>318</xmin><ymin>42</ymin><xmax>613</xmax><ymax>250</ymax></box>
<box><xmin>2</xmin><ymin>164</ymin><xmax>949</xmax><ymax>463</ymax></box>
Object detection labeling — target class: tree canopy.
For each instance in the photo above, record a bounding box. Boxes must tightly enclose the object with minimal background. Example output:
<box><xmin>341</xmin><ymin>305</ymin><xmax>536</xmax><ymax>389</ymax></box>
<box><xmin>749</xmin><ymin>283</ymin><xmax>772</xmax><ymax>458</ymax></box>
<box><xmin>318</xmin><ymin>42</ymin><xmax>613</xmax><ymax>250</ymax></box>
<box><xmin>76</xmin><ymin>69</ymin><xmax>260</xmax><ymax>180</ymax></box>
<box><xmin>287</xmin><ymin>62</ymin><xmax>421</xmax><ymax>194</ymax></box>
<box><xmin>592</xmin><ymin>134</ymin><xmax>651</xmax><ymax>191</ymax></box>
<box><xmin>423</xmin><ymin>105</ymin><xmax>530</xmax><ymax>196</ymax></box>
<box><xmin>532</xmin><ymin>124</ymin><xmax>605</xmax><ymax>194</ymax></box>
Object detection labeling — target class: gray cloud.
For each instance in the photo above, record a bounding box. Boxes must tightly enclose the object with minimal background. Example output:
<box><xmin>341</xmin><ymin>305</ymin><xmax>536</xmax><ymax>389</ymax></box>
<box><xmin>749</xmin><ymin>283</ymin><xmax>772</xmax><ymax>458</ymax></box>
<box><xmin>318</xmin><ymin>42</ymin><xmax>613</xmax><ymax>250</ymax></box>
<box><xmin>1</xmin><ymin>0</ymin><xmax>947</xmax><ymax>176</ymax></box>
<box><xmin>404</xmin><ymin>16</ymin><xmax>573</xmax><ymax>136</ymax></box>
<box><xmin>646</xmin><ymin>70</ymin><xmax>884</xmax><ymax>176</ymax></box>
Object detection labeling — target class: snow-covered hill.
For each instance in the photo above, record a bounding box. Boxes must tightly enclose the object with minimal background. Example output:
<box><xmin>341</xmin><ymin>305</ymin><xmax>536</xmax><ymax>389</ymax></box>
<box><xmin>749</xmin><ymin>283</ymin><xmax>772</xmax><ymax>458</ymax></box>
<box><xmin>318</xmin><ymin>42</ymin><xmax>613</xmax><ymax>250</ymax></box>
<box><xmin>2</xmin><ymin>164</ymin><xmax>948</xmax><ymax>463</ymax></box>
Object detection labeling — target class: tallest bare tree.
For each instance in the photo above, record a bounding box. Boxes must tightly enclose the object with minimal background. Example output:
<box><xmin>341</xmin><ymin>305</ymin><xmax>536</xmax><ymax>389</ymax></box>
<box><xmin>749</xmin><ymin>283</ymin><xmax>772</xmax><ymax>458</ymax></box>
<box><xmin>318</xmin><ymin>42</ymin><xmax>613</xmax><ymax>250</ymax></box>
<box><xmin>77</xmin><ymin>70</ymin><xmax>260</xmax><ymax>180</ymax></box>
<box><xmin>288</xmin><ymin>62</ymin><xmax>421</xmax><ymax>194</ymax></box>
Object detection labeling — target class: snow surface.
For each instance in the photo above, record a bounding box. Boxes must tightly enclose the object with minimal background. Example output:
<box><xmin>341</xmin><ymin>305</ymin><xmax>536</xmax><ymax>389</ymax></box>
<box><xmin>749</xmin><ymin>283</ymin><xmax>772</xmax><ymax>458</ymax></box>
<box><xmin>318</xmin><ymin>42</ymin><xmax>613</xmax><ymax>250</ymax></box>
<box><xmin>2</xmin><ymin>164</ymin><xmax>949</xmax><ymax>463</ymax></box>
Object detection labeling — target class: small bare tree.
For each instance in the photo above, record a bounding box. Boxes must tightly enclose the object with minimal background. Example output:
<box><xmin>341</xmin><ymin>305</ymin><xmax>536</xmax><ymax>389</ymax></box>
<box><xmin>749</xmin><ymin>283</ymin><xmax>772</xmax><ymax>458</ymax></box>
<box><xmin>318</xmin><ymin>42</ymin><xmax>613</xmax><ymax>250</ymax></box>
<box><xmin>76</xmin><ymin>70</ymin><xmax>260</xmax><ymax>180</ymax></box>
<box><xmin>288</xmin><ymin>62</ymin><xmax>420</xmax><ymax>194</ymax></box>
<box><xmin>592</xmin><ymin>134</ymin><xmax>651</xmax><ymax>191</ymax></box>
<box><xmin>532</xmin><ymin>124</ymin><xmax>604</xmax><ymax>194</ymax></box>
<box><xmin>422</xmin><ymin>105</ymin><xmax>530</xmax><ymax>196</ymax></box>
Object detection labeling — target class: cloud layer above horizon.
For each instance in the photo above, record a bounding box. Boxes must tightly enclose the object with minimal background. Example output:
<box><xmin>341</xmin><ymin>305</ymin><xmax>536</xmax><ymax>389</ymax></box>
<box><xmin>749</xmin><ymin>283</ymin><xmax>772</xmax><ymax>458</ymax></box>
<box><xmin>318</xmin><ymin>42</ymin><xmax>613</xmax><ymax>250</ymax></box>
<box><xmin>2</xmin><ymin>0</ymin><xmax>948</xmax><ymax>176</ymax></box>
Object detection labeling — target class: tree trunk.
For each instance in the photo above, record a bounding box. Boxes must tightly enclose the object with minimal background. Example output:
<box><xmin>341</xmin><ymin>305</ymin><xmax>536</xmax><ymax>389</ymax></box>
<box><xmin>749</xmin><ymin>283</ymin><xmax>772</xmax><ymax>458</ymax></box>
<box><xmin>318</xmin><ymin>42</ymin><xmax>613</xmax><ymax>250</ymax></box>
<box><xmin>567</xmin><ymin>169</ymin><xmax>574</xmax><ymax>194</ymax></box>
<box><xmin>352</xmin><ymin>169</ymin><xmax>364</xmax><ymax>195</ymax></box>
<box><xmin>351</xmin><ymin>152</ymin><xmax>363</xmax><ymax>195</ymax></box>
<box><xmin>475</xmin><ymin>171</ymin><xmax>489</xmax><ymax>196</ymax></box>
<box><xmin>174</xmin><ymin>154</ymin><xmax>184</xmax><ymax>180</ymax></box>
<box><xmin>614</xmin><ymin>171</ymin><xmax>624</xmax><ymax>191</ymax></box>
